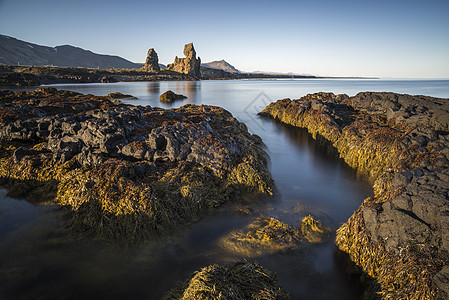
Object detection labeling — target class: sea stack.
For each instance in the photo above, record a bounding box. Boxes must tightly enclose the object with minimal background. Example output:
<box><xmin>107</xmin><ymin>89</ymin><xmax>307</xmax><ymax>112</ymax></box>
<box><xmin>167</xmin><ymin>43</ymin><xmax>201</xmax><ymax>77</ymax></box>
<box><xmin>143</xmin><ymin>48</ymin><xmax>160</xmax><ymax>72</ymax></box>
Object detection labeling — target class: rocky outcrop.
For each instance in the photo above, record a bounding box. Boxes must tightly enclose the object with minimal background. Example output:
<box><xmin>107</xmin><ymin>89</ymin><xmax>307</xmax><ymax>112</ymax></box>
<box><xmin>166</xmin><ymin>43</ymin><xmax>201</xmax><ymax>77</ymax></box>
<box><xmin>142</xmin><ymin>48</ymin><xmax>160</xmax><ymax>72</ymax></box>
<box><xmin>0</xmin><ymin>65</ymin><xmax>192</xmax><ymax>86</ymax></box>
<box><xmin>260</xmin><ymin>92</ymin><xmax>449</xmax><ymax>299</ymax></box>
<box><xmin>105</xmin><ymin>92</ymin><xmax>137</xmax><ymax>101</ymax></box>
<box><xmin>159</xmin><ymin>90</ymin><xmax>187</xmax><ymax>103</ymax></box>
<box><xmin>0</xmin><ymin>72</ymin><xmax>40</xmax><ymax>86</ymax></box>
<box><xmin>0</xmin><ymin>87</ymin><xmax>273</xmax><ymax>243</ymax></box>
<box><xmin>165</xmin><ymin>262</ymin><xmax>289</xmax><ymax>300</ymax></box>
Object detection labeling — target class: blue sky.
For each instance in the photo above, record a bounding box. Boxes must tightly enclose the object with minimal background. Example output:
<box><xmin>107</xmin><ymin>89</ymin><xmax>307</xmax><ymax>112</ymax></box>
<box><xmin>0</xmin><ymin>0</ymin><xmax>448</xmax><ymax>78</ymax></box>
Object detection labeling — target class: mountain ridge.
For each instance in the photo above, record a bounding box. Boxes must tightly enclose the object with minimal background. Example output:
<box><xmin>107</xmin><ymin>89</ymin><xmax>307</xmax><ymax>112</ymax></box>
<box><xmin>202</xmin><ymin>59</ymin><xmax>239</xmax><ymax>73</ymax></box>
<box><xmin>0</xmin><ymin>34</ymin><xmax>140</xmax><ymax>69</ymax></box>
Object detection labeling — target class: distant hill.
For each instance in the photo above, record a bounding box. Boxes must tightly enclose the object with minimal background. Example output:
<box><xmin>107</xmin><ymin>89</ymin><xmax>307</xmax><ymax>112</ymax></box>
<box><xmin>202</xmin><ymin>60</ymin><xmax>239</xmax><ymax>73</ymax></box>
<box><xmin>0</xmin><ymin>34</ymin><xmax>140</xmax><ymax>69</ymax></box>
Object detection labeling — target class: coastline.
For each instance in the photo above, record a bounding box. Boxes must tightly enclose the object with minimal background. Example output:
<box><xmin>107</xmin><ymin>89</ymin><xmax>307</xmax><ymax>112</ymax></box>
<box><xmin>0</xmin><ymin>64</ymin><xmax>380</xmax><ymax>87</ymax></box>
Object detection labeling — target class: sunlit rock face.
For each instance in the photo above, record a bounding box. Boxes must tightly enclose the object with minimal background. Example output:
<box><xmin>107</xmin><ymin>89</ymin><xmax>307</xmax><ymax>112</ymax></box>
<box><xmin>0</xmin><ymin>87</ymin><xmax>273</xmax><ymax>243</ymax></box>
<box><xmin>142</xmin><ymin>48</ymin><xmax>160</xmax><ymax>72</ymax></box>
<box><xmin>166</xmin><ymin>43</ymin><xmax>201</xmax><ymax>77</ymax></box>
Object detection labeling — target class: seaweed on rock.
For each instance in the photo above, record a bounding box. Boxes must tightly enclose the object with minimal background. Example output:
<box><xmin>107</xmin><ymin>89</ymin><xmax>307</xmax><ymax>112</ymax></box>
<box><xmin>219</xmin><ymin>215</ymin><xmax>330</xmax><ymax>257</ymax></box>
<box><xmin>164</xmin><ymin>262</ymin><xmax>289</xmax><ymax>300</ymax></box>
<box><xmin>260</xmin><ymin>91</ymin><xmax>449</xmax><ymax>299</ymax></box>
<box><xmin>0</xmin><ymin>88</ymin><xmax>273</xmax><ymax>243</ymax></box>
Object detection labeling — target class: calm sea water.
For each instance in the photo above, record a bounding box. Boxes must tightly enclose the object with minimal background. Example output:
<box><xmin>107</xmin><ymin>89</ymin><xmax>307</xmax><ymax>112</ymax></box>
<box><xmin>1</xmin><ymin>79</ymin><xmax>448</xmax><ymax>299</ymax></box>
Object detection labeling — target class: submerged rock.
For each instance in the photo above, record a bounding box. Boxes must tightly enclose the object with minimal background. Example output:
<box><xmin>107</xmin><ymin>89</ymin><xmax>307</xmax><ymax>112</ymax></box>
<box><xmin>300</xmin><ymin>215</ymin><xmax>331</xmax><ymax>243</ymax></box>
<box><xmin>220</xmin><ymin>215</ymin><xmax>330</xmax><ymax>257</ymax></box>
<box><xmin>165</xmin><ymin>262</ymin><xmax>289</xmax><ymax>300</ymax></box>
<box><xmin>220</xmin><ymin>217</ymin><xmax>301</xmax><ymax>257</ymax></box>
<box><xmin>166</xmin><ymin>43</ymin><xmax>201</xmax><ymax>77</ymax></box>
<box><xmin>260</xmin><ymin>91</ymin><xmax>449</xmax><ymax>299</ymax></box>
<box><xmin>159</xmin><ymin>90</ymin><xmax>187</xmax><ymax>103</ymax></box>
<box><xmin>0</xmin><ymin>87</ymin><xmax>273</xmax><ymax>243</ymax></box>
<box><xmin>105</xmin><ymin>92</ymin><xmax>137</xmax><ymax>101</ymax></box>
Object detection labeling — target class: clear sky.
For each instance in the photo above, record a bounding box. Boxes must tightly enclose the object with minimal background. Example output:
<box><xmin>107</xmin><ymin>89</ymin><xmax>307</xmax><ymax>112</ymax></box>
<box><xmin>0</xmin><ymin>0</ymin><xmax>448</xmax><ymax>78</ymax></box>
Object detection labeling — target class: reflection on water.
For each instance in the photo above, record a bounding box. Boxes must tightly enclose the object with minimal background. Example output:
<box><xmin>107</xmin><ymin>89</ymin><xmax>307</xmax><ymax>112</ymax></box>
<box><xmin>1</xmin><ymin>79</ymin><xmax>448</xmax><ymax>299</ymax></box>
<box><xmin>146</xmin><ymin>81</ymin><xmax>160</xmax><ymax>94</ymax></box>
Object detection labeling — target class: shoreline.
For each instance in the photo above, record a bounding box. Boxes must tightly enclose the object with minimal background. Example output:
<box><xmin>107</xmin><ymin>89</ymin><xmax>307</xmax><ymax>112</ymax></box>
<box><xmin>0</xmin><ymin>64</ymin><xmax>380</xmax><ymax>87</ymax></box>
<box><xmin>260</xmin><ymin>92</ymin><xmax>449</xmax><ymax>299</ymax></box>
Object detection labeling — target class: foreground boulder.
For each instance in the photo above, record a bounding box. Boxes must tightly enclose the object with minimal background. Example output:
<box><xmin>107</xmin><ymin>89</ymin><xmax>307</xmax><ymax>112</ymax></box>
<box><xmin>0</xmin><ymin>87</ymin><xmax>273</xmax><ymax>243</ymax></box>
<box><xmin>165</xmin><ymin>262</ymin><xmax>289</xmax><ymax>300</ymax></box>
<box><xmin>166</xmin><ymin>43</ymin><xmax>201</xmax><ymax>77</ymax></box>
<box><xmin>260</xmin><ymin>92</ymin><xmax>449</xmax><ymax>299</ymax></box>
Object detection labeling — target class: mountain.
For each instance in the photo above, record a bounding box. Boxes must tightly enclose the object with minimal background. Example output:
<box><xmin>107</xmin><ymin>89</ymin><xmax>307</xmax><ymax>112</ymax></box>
<box><xmin>201</xmin><ymin>60</ymin><xmax>239</xmax><ymax>73</ymax></box>
<box><xmin>0</xmin><ymin>34</ymin><xmax>140</xmax><ymax>69</ymax></box>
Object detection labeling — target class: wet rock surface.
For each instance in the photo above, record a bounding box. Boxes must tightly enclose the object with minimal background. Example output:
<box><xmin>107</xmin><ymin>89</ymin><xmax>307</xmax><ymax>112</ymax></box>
<box><xmin>260</xmin><ymin>92</ymin><xmax>449</xmax><ymax>299</ymax></box>
<box><xmin>0</xmin><ymin>87</ymin><xmax>273</xmax><ymax>243</ymax></box>
<box><xmin>165</xmin><ymin>261</ymin><xmax>289</xmax><ymax>300</ymax></box>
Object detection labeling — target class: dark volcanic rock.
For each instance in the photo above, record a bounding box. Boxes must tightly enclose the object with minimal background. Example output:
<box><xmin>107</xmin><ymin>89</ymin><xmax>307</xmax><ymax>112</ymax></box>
<box><xmin>260</xmin><ymin>92</ymin><xmax>449</xmax><ymax>299</ymax></box>
<box><xmin>159</xmin><ymin>90</ymin><xmax>187</xmax><ymax>103</ymax></box>
<box><xmin>0</xmin><ymin>72</ymin><xmax>41</xmax><ymax>86</ymax></box>
<box><xmin>100</xmin><ymin>76</ymin><xmax>117</xmax><ymax>83</ymax></box>
<box><xmin>349</xmin><ymin>92</ymin><xmax>449</xmax><ymax>131</ymax></box>
<box><xmin>105</xmin><ymin>92</ymin><xmax>137</xmax><ymax>101</ymax></box>
<box><xmin>142</xmin><ymin>48</ymin><xmax>160</xmax><ymax>72</ymax></box>
<box><xmin>0</xmin><ymin>87</ymin><xmax>273</xmax><ymax>243</ymax></box>
<box><xmin>166</xmin><ymin>43</ymin><xmax>201</xmax><ymax>77</ymax></box>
